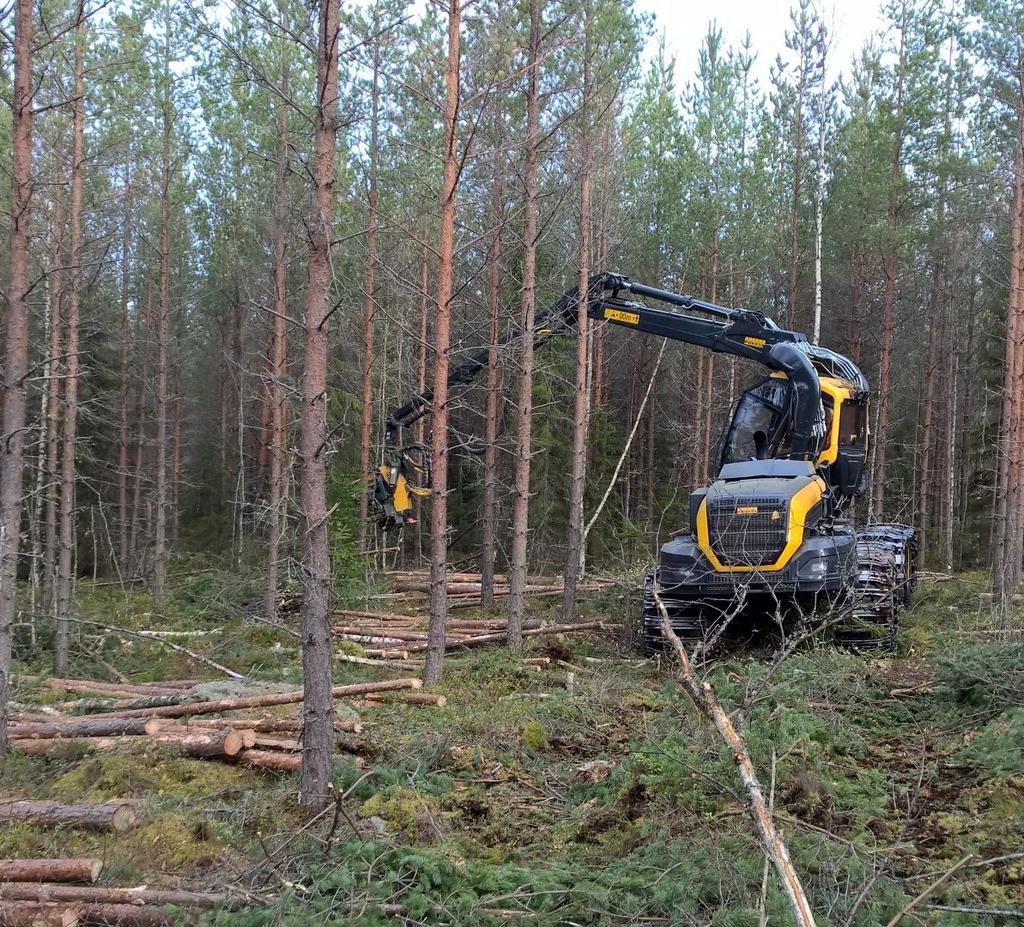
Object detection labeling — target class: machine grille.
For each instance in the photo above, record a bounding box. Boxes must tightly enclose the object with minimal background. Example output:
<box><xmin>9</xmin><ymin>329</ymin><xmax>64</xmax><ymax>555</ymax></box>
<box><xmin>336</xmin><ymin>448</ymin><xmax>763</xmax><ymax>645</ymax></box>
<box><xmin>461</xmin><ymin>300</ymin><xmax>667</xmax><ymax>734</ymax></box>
<box><xmin>706</xmin><ymin>495</ymin><xmax>789</xmax><ymax>567</ymax></box>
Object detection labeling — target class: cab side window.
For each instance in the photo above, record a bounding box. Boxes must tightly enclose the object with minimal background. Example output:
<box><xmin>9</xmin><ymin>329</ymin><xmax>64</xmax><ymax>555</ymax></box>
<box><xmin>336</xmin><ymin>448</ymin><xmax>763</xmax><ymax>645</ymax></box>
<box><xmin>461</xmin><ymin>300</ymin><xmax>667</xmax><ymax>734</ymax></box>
<box><xmin>838</xmin><ymin>400</ymin><xmax>867</xmax><ymax>447</ymax></box>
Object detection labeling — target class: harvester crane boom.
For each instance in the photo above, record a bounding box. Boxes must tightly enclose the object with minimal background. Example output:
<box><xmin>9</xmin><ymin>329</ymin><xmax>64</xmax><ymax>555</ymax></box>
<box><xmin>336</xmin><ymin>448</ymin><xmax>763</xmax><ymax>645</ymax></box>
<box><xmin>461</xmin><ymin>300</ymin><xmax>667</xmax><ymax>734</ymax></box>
<box><xmin>372</xmin><ymin>272</ymin><xmax>856</xmax><ymax>531</ymax></box>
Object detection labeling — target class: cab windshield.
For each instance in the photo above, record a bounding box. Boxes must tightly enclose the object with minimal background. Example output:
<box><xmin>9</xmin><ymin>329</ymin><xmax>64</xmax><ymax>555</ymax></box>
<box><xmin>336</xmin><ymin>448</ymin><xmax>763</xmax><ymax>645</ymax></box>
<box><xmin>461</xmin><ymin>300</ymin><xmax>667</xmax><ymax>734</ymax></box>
<box><xmin>721</xmin><ymin>378</ymin><xmax>792</xmax><ymax>465</ymax></box>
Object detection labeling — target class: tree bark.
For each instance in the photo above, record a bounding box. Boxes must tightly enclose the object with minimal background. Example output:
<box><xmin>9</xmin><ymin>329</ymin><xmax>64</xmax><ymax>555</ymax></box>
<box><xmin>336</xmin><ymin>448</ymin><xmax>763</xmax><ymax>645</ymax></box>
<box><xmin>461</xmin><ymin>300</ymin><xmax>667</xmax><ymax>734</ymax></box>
<box><xmin>43</xmin><ymin>184</ymin><xmax>66</xmax><ymax>614</ymax></box>
<box><xmin>239</xmin><ymin>748</ymin><xmax>301</xmax><ymax>771</ymax></box>
<box><xmin>55</xmin><ymin>5</ymin><xmax>86</xmax><ymax>675</ymax></box>
<box><xmin>0</xmin><ymin>886</ymin><xmax>232</xmax><ymax>910</ymax></box>
<box><xmin>357</xmin><ymin>8</ymin><xmax>381</xmax><ymax>552</ymax></box>
<box><xmin>0</xmin><ymin>0</ymin><xmax>35</xmax><ymax>757</ymax></box>
<box><xmin>422</xmin><ymin>0</ymin><xmax>461</xmax><ymax>685</ymax></box>
<box><xmin>298</xmin><ymin>0</ymin><xmax>341</xmax><ymax>811</ymax></box>
<box><xmin>117</xmin><ymin>168</ymin><xmax>132</xmax><ymax>574</ymax></box>
<box><xmin>0</xmin><ymin>803</ymin><xmax>137</xmax><ymax>832</ymax></box>
<box><xmin>152</xmin><ymin>17</ymin><xmax>173</xmax><ymax>607</ymax></box>
<box><xmin>7</xmin><ymin>718</ymin><xmax>152</xmax><ymax>739</ymax></box>
<box><xmin>480</xmin><ymin>152</ymin><xmax>504</xmax><ymax>608</ymax></box>
<box><xmin>507</xmin><ymin>0</ymin><xmax>543</xmax><ymax>653</ymax></box>
<box><xmin>0</xmin><ymin>903</ymin><xmax>80</xmax><ymax>927</ymax></box>
<box><xmin>265</xmin><ymin>43</ymin><xmax>290</xmax><ymax>621</ymax></box>
<box><xmin>0</xmin><ymin>861</ymin><xmax>102</xmax><ymax>885</ymax></box>
<box><xmin>872</xmin><ymin>1</ymin><xmax>907</xmax><ymax>520</ymax></box>
<box><xmin>563</xmin><ymin>5</ymin><xmax>592</xmax><ymax>623</ymax></box>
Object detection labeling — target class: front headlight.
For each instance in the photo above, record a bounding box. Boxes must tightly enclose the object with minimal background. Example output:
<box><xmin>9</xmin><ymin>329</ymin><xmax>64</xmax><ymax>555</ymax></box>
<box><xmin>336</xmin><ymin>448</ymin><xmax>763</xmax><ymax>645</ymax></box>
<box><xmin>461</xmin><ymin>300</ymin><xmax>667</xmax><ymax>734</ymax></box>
<box><xmin>798</xmin><ymin>558</ymin><xmax>829</xmax><ymax>579</ymax></box>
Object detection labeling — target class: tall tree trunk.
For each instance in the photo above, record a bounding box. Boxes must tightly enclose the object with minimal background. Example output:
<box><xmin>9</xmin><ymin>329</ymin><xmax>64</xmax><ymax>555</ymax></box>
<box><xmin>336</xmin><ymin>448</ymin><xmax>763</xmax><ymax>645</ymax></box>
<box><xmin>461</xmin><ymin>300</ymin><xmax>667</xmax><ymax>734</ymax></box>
<box><xmin>44</xmin><ymin>187</ymin><xmax>66</xmax><ymax>611</ymax></box>
<box><xmin>153</xmin><ymin>18</ymin><xmax>173</xmax><ymax>607</ymax></box>
<box><xmin>0</xmin><ymin>0</ymin><xmax>35</xmax><ymax>756</ymax></box>
<box><xmin>357</xmin><ymin>12</ymin><xmax>381</xmax><ymax>551</ymax></box>
<box><xmin>812</xmin><ymin>32</ymin><xmax>826</xmax><ymax>346</ymax></box>
<box><xmin>118</xmin><ymin>169</ymin><xmax>132</xmax><ymax>575</ymax></box>
<box><xmin>265</xmin><ymin>49</ymin><xmax>290</xmax><ymax>622</ymax></box>
<box><xmin>422</xmin><ymin>0</ymin><xmax>461</xmax><ymax>684</ymax></box>
<box><xmin>480</xmin><ymin>155</ymin><xmax>503</xmax><ymax>608</ymax></box>
<box><xmin>55</xmin><ymin>4</ymin><xmax>86</xmax><ymax>674</ymax></box>
<box><xmin>298</xmin><ymin>0</ymin><xmax>340</xmax><ymax>810</ymax></box>
<box><xmin>129</xmin><ymin>294</ymin><xmax>151</xmax><ymax>577</ymax></box>
<box><xmin>170</xmin><ymin>350</ymin><xmax>182</xmax><ymax>552</ymax></box>
<box><xmin>871</xmin><ymin>2</ymin><xmax>907</xmax><ymax>520</ymax></box>
<box><xmin>787</xmin><ymin>70</ymin><xmax>805</xmax><ymax>330</ymax></box>
<box><xmin>507</xmin><ymin>0</ymin><xmax>542</xmax><ymax>653</ymax></box>
<box><xmin>917</xmin><ymin>260</ymin><xmax>942</xmax><ymax>569</ymax></box>
<box><xmin>413</xmin><ymin>247</ymin><xmax>429</xmax><ymax>566</ymax></box>
<box><xmin>562</xmin><ymin>5</ymin><xmax>592</xmax><ymax>623</ymax></box>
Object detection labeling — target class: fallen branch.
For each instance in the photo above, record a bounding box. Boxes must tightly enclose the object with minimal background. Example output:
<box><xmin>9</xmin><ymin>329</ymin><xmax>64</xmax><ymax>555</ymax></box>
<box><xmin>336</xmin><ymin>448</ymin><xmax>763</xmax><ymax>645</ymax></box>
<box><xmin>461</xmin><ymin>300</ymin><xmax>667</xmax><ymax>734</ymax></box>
<box><xmin>358</xmin><ymin>692</ymin><xmax>446</xmax><ymax>707</ymax></box>
<box><xmin>0</xmin><ymin>862</ymin><xmax>102</xmax><ymax>885</ymax></box>
<box><xmin>655</xmin><ymin>592</ymin><xmax>817</xmax><ymax>927</ymax></box>
<box><xmin>0</xmin><ymin>803</ymin><xmax>137</xmax><ymax>833</ymax></box>
<box><xmin>884</xmin><ymin>854</ymin><xmax>973</xmax><ymax>927</ymax></box>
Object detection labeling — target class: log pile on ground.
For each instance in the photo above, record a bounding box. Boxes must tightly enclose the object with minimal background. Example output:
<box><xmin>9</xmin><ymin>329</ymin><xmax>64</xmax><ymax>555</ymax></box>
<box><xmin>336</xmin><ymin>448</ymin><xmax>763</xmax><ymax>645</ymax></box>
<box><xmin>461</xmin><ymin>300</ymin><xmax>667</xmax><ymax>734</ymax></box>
<box><xmin>0</xmin><ymin>883</ymin><xmax>252</xmax><ymax>927</ymax></box>
<box><xmin>385</xmin><ymin>570</ymin><xmax>616</xmax><ymax>607</ymax></box>
<box><xmin>6</xmin><ymin>677</ymin><xmax>422</xmax><ymax>771</ymax></box>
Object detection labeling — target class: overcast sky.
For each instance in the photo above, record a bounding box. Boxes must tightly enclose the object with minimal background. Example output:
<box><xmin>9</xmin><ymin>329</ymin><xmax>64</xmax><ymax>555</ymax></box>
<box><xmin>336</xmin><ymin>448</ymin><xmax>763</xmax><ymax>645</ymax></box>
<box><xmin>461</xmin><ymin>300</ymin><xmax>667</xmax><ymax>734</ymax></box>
<box><xmin>635</xmin><ymin>0</ymin><xmax>888</xmax><ymax>90</ymax></box>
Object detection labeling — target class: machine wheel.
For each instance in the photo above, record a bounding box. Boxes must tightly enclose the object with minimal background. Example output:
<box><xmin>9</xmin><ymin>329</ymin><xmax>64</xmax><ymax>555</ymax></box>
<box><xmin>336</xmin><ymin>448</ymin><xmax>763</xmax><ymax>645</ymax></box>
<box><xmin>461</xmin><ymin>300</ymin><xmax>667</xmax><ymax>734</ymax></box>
<box><xmin>836</xmin><ymin>524</ymin><xmax>916</xmax><ymax>651</ymax></box>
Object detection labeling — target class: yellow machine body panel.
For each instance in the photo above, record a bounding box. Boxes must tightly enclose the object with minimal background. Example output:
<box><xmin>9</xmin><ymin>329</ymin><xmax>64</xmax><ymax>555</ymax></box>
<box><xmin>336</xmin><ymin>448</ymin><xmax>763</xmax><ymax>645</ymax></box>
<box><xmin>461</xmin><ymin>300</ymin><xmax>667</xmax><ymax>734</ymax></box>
<box><xmin>695</xmin><ymin>476</ymin><xmax>827</xmax><ymax>573</ymax></box>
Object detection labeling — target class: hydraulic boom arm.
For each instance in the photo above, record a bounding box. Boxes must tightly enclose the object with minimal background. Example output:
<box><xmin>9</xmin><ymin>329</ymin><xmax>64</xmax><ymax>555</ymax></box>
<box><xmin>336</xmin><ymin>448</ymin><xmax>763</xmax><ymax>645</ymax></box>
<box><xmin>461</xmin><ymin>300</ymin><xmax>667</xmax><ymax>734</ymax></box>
<box><xmin>371</xmin><ymin>272</ymin><xmax>848</xmax><ymax>530</ymax></box>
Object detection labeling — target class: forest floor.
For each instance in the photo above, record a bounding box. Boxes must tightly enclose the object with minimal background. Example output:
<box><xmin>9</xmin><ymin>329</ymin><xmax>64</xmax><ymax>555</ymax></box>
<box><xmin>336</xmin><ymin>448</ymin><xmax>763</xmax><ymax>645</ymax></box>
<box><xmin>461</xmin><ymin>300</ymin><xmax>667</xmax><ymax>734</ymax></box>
<box><xmin>2</xmin><ymin>568</ymin><xmax>1023</xmax><ymax>926</ymax></box>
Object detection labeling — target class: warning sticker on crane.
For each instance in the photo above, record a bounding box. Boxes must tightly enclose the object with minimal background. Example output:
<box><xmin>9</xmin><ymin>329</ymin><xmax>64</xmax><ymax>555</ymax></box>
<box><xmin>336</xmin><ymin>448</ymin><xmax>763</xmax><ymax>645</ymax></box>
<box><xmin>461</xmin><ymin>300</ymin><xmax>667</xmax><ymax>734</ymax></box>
<box><xmin>604</xmin><ymin>308</ymin><xmax>640</xmax><ymax>325</ymax></box>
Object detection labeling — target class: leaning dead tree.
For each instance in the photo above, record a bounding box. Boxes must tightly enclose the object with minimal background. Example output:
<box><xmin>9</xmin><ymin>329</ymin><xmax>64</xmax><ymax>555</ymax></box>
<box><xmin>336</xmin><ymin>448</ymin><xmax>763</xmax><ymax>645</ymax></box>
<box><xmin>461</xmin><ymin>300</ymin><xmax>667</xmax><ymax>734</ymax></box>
<box><xmin>655</xmin><ymin>592</ymin><xmax>817</xmax><ymax>927</ymax></box>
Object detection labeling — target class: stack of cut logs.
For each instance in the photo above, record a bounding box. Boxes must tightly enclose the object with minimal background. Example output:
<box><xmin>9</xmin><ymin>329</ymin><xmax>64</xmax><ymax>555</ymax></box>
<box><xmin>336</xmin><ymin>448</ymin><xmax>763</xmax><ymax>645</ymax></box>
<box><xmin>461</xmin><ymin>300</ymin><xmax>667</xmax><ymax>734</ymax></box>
<box><xmin>0</xmin><ymin>839</ymin><xmax>250</xmax><ymax>926</ymax></box>
<box><xmin>386</xmin><ymin>571</ymin><xmax>616</xmax><ymax>608</ymax></box>
<box><xmin>332</xmin><ymin>609</ymin><xmax>606</xmax><ymax>672</ymax></box>
<box><xmin>7</xmin><ymin>677</ymin><xmax>426</xmax><ymax>771</ymax></box>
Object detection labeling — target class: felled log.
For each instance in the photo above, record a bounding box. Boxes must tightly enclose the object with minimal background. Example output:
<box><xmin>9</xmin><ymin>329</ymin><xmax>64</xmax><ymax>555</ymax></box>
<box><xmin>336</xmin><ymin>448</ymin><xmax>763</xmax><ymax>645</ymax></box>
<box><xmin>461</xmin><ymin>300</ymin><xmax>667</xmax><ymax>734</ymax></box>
<box><xmin>248</xmin><ymin>735</ymin><xmax>300</xmax><ymax>752</ymax></box>
<box><xmin>405</xmin><ymin>621</ymin><xmax>605</xmax><ymax>652</ymax></box>
<box><xmin>44</xmin><ymin>680</ymin><xmax>182</xmax><ymax>699</ymax></box>
<box><xmin>333</xmin><ymin>610</ymin><xmax>419</xmax><ymax>623</ymax></box>
<box><xmin>334</xmin><ymin>654</ymin><xmax>419</xmax><ymax>670</ymax></box>
<box><xmin>59</xmin><ymin>695</ymin><xmax>192</xmax><ymax>715</ymax></box>
<box><xmin>0</xmin><ymin>902</ymin><xmax>79</xmax><ymax>927</ymax></box>
<box><xmin>76</xmin><ymin>678</ymin><xmax>422</xmax><ymax>721</ymax></box>
<box><xmin>12</xmin><ymin>729</ymin><xmax>243</xmax><ymax>761</ymax></box>
<box><xmin>7</xmin><ymin>719</ymin><xmax>150</xmax><ymax>740</ymax></box>
<box><xmin>238</xmin><ymin>749</ymin><xmax>301</xmax><ymax>772</ymax></box>
<box><xmin>0</xmin><ymin>861</ymin><xmax>102</xmax><ymax>885</ymax></box>
<box><xmin>166</xmin><ymin>717</ymin><xmax>362</xmax><ymax>736</ymax></box>
<box><xmin>0</xmin><ymin>803</ymin><xmax>136</xmax><ymax>833</ymax></box>
<box><xmin>142</xmin><ymin>720</ymin><xmax>256</xmax><ymax>749</ymax></box>
<box><xmin>359</xmin><ymin>692</ymin><xmax>446</xmax><ymax>707</ymax></box>
<box><xmin>363</xmin><ymin>649</ymin><xmax>409</xmax><ymax>660</ymax></box>
<box><xmin>74</xmin><ymin>904</ymin><xmax>176</xmax><ymax>927</ymax></box>
<box><xmin>0</xmin><ymin>886</ymin><xmax>231</xmax><ymax>910</ymax></box>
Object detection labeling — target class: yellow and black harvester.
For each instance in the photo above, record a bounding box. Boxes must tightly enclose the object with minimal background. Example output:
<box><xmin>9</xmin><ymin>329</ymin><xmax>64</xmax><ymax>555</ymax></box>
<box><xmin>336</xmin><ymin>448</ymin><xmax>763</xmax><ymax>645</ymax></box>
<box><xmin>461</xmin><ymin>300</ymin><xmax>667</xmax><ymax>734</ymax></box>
<box><xmin>371</xmin><ymin>273</ymin><xmax>916</xmax><ymax>650</ymax></box>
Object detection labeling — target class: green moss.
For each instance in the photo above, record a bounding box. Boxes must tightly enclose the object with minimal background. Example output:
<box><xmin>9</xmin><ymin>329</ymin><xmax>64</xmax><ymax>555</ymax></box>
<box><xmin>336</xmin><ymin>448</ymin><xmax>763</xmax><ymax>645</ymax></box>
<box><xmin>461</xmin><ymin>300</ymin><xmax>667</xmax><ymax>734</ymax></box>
<box><xmin>129</xmin><ymin>813</ymin><xmax>223</xmax><ymax>872</ymax></box>
<box><xmin>521</xmin><ymin>720</ymin><xmax>549</xmax><ymax>752</ymax></box>
<box><xmin>51</xmin><ymin>750</ymin><xmax>249</xmax><ymax>801</ymax></box>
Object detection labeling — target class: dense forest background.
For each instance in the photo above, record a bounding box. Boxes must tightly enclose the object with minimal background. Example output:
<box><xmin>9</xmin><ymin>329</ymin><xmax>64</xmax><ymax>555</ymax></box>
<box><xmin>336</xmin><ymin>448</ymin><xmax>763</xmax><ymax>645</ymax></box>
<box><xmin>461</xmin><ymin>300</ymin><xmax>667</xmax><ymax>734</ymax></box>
<box><xmin>0</xmin><ymin>0</ymin><xmax>1022</xmax><ymax>625</ymax></box>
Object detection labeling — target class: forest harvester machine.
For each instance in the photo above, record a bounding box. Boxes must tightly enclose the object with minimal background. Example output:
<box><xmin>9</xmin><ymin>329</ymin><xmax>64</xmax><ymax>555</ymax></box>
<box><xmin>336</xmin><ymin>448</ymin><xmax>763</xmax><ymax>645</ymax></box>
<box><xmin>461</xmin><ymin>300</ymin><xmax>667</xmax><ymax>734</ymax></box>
<box><xmin>369</xmin><ymin>273</ymin><xmax>917</xmax><ymax>651</ymax></box>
